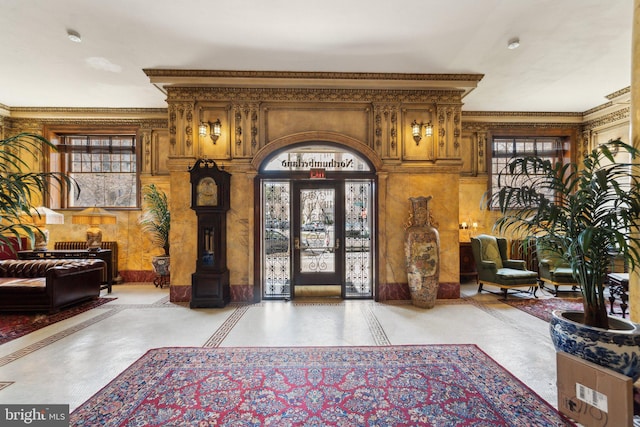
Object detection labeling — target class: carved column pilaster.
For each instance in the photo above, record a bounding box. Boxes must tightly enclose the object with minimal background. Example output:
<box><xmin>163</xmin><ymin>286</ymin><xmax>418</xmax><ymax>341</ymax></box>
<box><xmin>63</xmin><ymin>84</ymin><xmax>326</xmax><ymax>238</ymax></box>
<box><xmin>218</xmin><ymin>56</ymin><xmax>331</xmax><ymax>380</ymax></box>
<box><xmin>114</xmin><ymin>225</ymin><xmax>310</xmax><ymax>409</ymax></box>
<box><xmin>580</xmin><ymin>129</ymin><xmax>592</xmax><ymax>160</ymax></box>
<box><xmin>453</xmin><ymin>108</ymin><xmax>461</xmax><ymax>157</ymax></box>
<box><xmin>435</xmin><ymin>104</ymin><xmax>461</xmax><ymax>159</ymax></box>
<box><xmin>232</xmin><ymin>103</ymin><xmax>260</xmax><ymax>158</ymax></box>
<box><xmin>167</xmin><ymin>101</ymin><xmax>195</xmax><ymax>157</ymax></box>
<box><xmin>477</xmin><ymin>131</ymin><xmax>487</xmax><ymax>174</ymax></box>
<box><xmin>140</xmin><ymin>129</ymin><xmax>152</xmax><ymax>173</ymax></box>
<box><xmin>373</xmin><ymin>103</ymin><xmax>399</xmax><ymax>159</ymax></box>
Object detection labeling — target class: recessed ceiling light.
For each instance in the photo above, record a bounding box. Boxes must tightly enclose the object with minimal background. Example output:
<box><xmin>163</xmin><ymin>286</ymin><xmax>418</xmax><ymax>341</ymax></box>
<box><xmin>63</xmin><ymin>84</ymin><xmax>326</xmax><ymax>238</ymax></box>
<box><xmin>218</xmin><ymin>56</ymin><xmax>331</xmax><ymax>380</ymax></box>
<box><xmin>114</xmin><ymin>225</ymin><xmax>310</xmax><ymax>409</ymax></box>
<box><xmin>507</xmin><ymin>37</ymin><xmax>520</xmax><ymax>50</ymax></box>
<box><xmin>67</xmin><ymin>29</ymin><xmax>82</xmax><ymax>43</ymax></box>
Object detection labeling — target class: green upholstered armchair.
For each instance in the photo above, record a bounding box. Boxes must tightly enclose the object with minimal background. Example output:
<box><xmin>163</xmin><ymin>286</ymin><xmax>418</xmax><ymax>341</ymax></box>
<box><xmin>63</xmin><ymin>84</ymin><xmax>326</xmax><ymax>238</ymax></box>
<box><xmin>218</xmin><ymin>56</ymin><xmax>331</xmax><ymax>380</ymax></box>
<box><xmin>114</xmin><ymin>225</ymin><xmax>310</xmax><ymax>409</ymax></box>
<box><xmin>470</xmin><ymin>234</ymin><xmax>538</xmax><ymax>299</ymax></box>
<box><xmin>536</xmin><ymin>239</ymin><xmax>578</xmax><ymax>296</ymax></box>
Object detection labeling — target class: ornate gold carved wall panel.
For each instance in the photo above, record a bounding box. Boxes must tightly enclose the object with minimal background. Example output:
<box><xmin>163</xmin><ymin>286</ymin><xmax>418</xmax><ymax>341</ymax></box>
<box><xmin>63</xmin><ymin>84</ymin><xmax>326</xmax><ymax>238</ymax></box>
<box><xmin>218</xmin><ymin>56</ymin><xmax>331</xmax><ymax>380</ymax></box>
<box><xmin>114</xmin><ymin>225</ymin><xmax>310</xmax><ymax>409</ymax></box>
<box><xmin>168</xmin><ymin>102</ymin><xmax>195</xmax><ymax>157</ymax></box>
<box><xmin>459</xmin><ymin>133</ymin><xmax>476</xmax><ymax>176</ymax></box>
<box><xmin>263</xmin><ymin>103</ymin><xmax>370</xmax><ymax>145</ymax></box>
<box><xmin>232</xmin><ymin>103</ymin><xmax>260</xmax><ymax>158</ymax></box>
<box><xmin>151</xmin><ymin>128</ymin><xmax>170</xmax><ymax>175</ymax></box>
<box><xmin>372</xmin><ymin>103</ymin><xmax>399</xmax><ymax>159</ymax></box>
<box><xmin>435</xmin><ymin>104</ymin><xmax>462</xmax><ymax>160</ymax></box>
<box><xmin>139</xmin><ymin>125</ymin><xmax>170</xmax><ymax>175</ymax></box>
<box><xmin>402</xmin><ymin>105</ymin><xmax>436</xmax><ymax>161</ymax></box>
<box><xmin>197</xmin><ymin>103</ymin><xmax>232</xmax><ymax>160</ymax></box>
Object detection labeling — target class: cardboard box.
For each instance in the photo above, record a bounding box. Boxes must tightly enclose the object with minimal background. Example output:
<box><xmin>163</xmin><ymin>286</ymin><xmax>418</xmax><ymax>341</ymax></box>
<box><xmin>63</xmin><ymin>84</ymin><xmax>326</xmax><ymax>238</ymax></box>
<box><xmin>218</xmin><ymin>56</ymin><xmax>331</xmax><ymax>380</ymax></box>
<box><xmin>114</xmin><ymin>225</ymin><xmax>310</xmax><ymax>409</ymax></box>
<box><xmin>556</xmin><ymin>351</ymin><xmax>633</xmax><ymax>427</ymax></box>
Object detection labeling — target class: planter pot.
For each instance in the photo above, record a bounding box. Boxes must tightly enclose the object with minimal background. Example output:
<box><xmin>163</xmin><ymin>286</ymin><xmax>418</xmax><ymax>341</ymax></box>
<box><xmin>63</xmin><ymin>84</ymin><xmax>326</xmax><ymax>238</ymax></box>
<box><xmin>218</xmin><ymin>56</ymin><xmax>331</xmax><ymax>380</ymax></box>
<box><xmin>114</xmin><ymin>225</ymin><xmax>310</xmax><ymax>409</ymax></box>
<box><xmin>404</xmin><ymin>196</ymin><xmax>440</xmax><ymax>308</ymax></box>
<box><xmin>549</xmin><ymin>310</ymin><xmax>640</xmax><ymax>381</ymax></box>
<box><xmin>152</xmin><ymin>256</ymin><xmax>170</xmax><ymax>276</ymax></box>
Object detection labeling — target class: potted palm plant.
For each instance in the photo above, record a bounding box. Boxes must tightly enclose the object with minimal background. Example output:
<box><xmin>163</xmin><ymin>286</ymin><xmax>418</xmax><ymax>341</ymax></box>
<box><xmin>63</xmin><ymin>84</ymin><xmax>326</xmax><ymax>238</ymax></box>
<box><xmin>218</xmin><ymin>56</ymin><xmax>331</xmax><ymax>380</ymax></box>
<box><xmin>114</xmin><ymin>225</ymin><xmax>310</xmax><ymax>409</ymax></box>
<box><xmin>0</xmin><ymin>132</ymin><xmax>77</xmax><ymax>253</ymax></box>
<box><xmin>139</xmin><ymin>184</ymin><xmax>170</xmax><ymax>278</ymax></box>
<box><xmin>491</xmin><ymin>138</ymin><xmax>640</xmax><ymax>380</ymax></box>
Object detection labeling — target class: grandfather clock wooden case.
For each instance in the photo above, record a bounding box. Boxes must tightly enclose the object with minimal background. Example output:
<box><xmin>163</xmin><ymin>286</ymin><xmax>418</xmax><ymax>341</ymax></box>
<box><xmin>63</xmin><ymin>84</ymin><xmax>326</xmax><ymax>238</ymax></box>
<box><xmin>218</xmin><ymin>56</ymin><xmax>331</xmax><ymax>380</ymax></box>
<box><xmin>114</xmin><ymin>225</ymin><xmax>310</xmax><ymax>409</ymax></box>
<box><xmin>189</xmin><ymin>159</ymin><xmax>231</xmax><ymax>308</ymax></box>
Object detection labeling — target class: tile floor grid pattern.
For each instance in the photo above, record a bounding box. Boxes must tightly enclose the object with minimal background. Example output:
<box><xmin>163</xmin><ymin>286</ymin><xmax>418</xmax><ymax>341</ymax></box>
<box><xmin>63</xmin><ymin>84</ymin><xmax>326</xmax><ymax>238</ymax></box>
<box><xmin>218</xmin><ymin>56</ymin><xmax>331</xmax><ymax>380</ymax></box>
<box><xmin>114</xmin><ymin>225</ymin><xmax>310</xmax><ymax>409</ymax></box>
<box><xmin>0</xmin><ymin>282</ymin><xmax>635</xmax><ymax>423</ymax></box>
<box><xmin>0</xmin><ymin>308</ymin><xmax>121</xmax><ymax>368</ymax></box>
<box><xmin>360</xmin><ymin>302</ymin><xmax>391</xmax><ymax>345</ymax></box>
<box><xmin>202</xmin><ymin>303</ymin><xmax>253</xmax><ymax>348</ymax></box>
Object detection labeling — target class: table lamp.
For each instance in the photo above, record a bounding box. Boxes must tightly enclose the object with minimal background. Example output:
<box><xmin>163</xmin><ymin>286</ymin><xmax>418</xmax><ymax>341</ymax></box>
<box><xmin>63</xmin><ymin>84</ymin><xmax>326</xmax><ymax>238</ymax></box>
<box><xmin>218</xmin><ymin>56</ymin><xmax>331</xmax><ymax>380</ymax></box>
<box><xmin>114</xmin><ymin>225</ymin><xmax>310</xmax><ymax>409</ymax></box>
<box><xmin>72</xmin><ymin>207</ymin><xmax>117</xmax><ymax>251</ymax></box>
<box><xmin>21</xmin><ymin>206</ymin><xmax>65</xmax><ymax>251</ymax></box>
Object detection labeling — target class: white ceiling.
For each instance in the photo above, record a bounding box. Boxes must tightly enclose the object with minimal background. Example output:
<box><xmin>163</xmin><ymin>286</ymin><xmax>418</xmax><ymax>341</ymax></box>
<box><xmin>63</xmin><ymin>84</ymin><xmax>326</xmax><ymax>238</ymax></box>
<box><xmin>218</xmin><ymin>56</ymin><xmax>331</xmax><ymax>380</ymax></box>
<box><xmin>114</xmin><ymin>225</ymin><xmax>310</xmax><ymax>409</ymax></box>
<box><xmin>0</xmin><ymin>0</ymin><xmax>633</xmax><ymax>112</ymax></box>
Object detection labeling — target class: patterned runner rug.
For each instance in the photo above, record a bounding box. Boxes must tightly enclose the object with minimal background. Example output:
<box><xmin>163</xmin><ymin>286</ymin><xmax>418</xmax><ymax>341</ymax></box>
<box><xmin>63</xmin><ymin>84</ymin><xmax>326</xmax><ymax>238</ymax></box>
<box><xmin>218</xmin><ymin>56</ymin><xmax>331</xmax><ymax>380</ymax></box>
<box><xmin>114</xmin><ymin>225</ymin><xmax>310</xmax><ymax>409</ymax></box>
<box><xmin>502</xmin><ymin>297</ymin><xmax>625</xmax><ymax>323</ymax></box>
<box><xmin>71</xmin><ymin>345</ymin><xmax>574</xmax><ymax>426</ymax></box>
<box><xmin>0</xmin><ymin>297</ymin><xmax>114</xmax><ymax>345</ymax></box>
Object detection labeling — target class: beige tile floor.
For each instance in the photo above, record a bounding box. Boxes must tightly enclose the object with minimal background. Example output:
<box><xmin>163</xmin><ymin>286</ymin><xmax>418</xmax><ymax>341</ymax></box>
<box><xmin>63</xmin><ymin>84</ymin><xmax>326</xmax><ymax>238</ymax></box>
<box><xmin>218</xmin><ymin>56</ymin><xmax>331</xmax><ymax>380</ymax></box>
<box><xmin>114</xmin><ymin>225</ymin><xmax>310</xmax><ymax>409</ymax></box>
<box><xmin>0</xmin><ymin>282</ymin><xmax>566</xmax><ymax>413</ymax></box>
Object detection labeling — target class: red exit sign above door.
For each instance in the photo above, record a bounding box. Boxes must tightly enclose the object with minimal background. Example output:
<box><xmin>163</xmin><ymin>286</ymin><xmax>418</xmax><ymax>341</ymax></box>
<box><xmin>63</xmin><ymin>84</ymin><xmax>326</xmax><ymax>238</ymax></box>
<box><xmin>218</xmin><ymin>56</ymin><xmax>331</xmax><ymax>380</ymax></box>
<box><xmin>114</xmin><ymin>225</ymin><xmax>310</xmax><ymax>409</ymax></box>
<box><xmin>310</xmin><ymin>168</ymin><xmax>325</xmax><ymax>179</ymax></box>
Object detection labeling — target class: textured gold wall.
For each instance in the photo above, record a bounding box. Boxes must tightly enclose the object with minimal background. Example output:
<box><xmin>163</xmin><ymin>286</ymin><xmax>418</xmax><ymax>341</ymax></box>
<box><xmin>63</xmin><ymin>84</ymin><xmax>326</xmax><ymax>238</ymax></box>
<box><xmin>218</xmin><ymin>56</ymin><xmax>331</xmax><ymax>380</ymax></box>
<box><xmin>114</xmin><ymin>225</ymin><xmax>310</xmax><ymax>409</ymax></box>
<box><xmin>1</xmin><ymin>78</ymin><xmax>631</xmax><ymax>305</ymax></box>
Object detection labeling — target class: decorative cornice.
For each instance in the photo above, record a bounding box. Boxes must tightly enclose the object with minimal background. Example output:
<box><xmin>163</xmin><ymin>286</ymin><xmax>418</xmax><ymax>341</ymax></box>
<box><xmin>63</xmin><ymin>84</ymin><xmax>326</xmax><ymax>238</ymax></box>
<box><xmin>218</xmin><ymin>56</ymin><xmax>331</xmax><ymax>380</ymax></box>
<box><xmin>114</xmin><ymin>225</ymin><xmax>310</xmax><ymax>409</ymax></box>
<box><xmin>462</xmin><ymin>111</ymin><xmax>583</xmax><ymax>118</ymax></box>
<box><xmin>168</xmin><ymin>87</ymin><xmax>464</xmax><ymax>104</ymax></box>
<box><xmin>462</xmin><ymin>121</ymin><xmax>582</xmax><ymax>132</ymax></box>
<box><xmin>8</xmin><ymin>107</ymin><xmax>167</xmax><ymax>120</ymax></box>
<box><xmin>145</xmin><ymin>69</ymin><xmax>484</xmax><ymax>83</ymax></box>
<box><xmin>145</xmin><ymin>69</ymin><xmax>483</xmax><ymax>98</ymax></box>
<box><xmin>8</xmin><ymin>116</ymin><xmax>167</xmax><ymax>129</ymax></box>
<box><xmin>461</xmin><ymin>111</ymin><xmax>583</xmax><ymax>128</ymax></box>
<box><xmin>581</xmin><ymin>106</ymin><xmax>630</xmax><ymax>130</ymax></box>
<box><xmin>0</xmin><ymin>103</ymin><xmax>9</xmax><ymax>117</ymax></box>
<box><xmin>605</xmin><ymin>86</ymin><xmax>631</xmax><ymax>100</ymax></box>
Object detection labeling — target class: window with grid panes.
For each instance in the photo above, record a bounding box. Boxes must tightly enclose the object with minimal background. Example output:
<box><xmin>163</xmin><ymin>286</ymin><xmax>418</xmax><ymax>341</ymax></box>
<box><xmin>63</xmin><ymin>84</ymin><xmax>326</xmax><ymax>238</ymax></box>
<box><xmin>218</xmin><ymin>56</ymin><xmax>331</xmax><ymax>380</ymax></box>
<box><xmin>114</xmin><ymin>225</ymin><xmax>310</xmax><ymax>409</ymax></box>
<box><xmin>58</xmin><ymin>135</ymin><xmax>137</xmax><ymax>208</ymax></box>
<box><xmin>490</xmin><ymin>136</ymin><xmax>569</xmax><ymax>209</ymax></box>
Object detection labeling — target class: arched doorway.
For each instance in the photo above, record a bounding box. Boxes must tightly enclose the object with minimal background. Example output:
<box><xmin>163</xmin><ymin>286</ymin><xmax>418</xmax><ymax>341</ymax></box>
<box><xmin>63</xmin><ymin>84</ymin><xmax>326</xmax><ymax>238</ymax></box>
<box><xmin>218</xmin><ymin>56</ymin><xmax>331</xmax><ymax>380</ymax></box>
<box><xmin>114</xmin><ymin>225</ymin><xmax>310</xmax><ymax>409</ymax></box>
<box><xmin>255</xmin><ymin>141</ymin><xmax>377</xmax><ymax>300</ymax></box>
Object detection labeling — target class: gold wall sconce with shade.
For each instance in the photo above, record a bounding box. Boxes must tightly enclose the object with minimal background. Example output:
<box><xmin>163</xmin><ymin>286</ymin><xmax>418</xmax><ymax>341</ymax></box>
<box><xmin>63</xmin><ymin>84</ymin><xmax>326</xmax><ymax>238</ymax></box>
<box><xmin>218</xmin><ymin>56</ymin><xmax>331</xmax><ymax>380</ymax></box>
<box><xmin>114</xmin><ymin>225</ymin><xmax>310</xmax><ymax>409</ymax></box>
<box><xmin>199</xmin><ymin>118</ymin><xmax>222</xmax><ymax>144</ymax></box>
<box><xmin>72</xmin><ymin>207</ymin><xmax>117</xmax><ymax>251</ymax></box>
<box><xmin>459</xmin><ymin>221</ymin><xmax>479</xmax><ymax>242</ymax></box>
<box><xmin>411</xmin><ymin>120</ymin><xmax>433</xmax><ymax>145</ymax></box>
<box><xmin>459</xmin><ymin>221</ymin><xmax>478</xmax><ymax>231</ymax></box>
<box><xmin>20</xmin><ymin>206</ymin><xmax>64</xmax><ymax>251</ymax></box>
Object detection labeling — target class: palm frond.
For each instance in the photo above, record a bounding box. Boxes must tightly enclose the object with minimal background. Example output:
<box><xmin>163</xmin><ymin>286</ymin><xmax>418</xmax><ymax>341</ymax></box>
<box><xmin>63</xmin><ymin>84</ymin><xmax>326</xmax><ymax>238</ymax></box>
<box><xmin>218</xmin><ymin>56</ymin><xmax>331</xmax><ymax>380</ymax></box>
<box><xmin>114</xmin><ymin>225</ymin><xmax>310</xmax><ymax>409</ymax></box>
<box><xmin>139</xmin><ymin>184</ymin><xmax>170</xmax><ymax>255</ymax></box>
<box><xmin>490</xmin><ymin>138</ymin><xmax>640</xmax><ymax>328</ymax></box>
<box><xmin>0</xmin><ymin>133</ymin><xmax>79</xmax><ymax>254</ymax></box>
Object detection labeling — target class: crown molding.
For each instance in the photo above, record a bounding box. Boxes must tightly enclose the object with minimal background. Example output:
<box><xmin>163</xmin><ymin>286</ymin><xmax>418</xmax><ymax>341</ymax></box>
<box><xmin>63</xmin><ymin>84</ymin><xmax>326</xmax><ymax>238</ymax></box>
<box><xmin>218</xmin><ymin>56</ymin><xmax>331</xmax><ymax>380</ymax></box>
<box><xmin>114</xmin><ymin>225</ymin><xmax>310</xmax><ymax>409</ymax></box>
<box><xmin>462</xmin><ymin>111</ymin><xmax>583</xmax><ymax>124</ymax></box>
<box><xmin>144</xmin><ymin>69</ymin><xmax>484</xmax><ymax>98</ymax></box>
<box><xmin>7</xmin><ymin>107</ymin><xmax>167</xmax><ymax>120</ymax></box>
<box><xmin>0</xmin><ymin>103</ymin><xmax>9</xmax><ymax>117</ymax></box>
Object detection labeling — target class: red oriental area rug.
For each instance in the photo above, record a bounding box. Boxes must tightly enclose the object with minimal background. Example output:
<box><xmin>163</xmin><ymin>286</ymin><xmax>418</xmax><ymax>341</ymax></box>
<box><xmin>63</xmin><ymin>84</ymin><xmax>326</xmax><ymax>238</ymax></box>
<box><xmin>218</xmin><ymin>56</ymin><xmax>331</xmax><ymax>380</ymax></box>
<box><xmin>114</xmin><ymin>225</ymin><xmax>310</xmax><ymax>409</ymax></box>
<box><xmin>71</xmin><ymin>345</ymin><xmax>574</xmax><ymax>426</ymax></box>
<box><xmin>502</xmin><ymin>297</ymin><xmax>625</xmax><ymax>323</ymax></box>
<box><xmin>0</xmin><ymin>297</ymin><xmax>114</xmax><ymax>345</ymax></box>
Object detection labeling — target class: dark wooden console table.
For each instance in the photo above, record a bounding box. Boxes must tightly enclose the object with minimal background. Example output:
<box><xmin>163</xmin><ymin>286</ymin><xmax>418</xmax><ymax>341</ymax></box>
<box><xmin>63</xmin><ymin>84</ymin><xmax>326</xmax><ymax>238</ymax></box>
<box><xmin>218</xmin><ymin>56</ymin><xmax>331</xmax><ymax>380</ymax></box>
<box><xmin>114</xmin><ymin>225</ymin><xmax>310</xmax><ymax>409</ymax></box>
<box><xmin>18</xmin><ymin>249</ymin><xmax>113</xmax><ymax>293</ymax></box>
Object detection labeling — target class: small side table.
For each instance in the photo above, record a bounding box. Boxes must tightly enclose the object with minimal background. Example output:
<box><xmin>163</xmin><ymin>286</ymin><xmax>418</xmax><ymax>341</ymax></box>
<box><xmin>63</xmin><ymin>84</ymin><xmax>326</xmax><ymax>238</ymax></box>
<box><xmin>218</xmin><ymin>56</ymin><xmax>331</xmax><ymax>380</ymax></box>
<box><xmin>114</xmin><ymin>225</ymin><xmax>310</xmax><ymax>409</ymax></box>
<box><xmin>459</xmin><ymin>242</ymin><xmax>478</xmax><ymax>284</ymax></box>
<box><xmin>154</xmin><ymin>275</ymin><xmax>170</xmax><ymax>289</ymax></box>
<box><xmin>607</xmin><ymin>273</ymin><xmax>629</xmax><ymax>318</ymax></box>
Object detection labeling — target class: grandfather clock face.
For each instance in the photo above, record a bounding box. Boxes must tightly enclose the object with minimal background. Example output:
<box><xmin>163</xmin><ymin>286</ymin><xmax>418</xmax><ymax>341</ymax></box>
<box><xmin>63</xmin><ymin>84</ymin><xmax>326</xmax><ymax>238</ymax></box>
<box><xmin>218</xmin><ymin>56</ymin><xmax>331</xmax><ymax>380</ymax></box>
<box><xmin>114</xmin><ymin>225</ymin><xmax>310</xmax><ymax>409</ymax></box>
<box><xmin>196</xmin><ymin>177</ymin><xmax>218</xmax><ymax>206</ymax></box>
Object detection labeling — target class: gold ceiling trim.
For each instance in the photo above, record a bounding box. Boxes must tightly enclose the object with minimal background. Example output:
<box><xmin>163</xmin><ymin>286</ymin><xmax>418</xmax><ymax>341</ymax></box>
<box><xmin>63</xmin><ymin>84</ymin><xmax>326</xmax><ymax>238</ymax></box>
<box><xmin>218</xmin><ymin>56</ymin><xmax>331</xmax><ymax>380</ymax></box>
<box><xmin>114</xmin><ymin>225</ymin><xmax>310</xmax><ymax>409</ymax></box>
<box><xmin>462</xmin><ymin>111</ymin><xmax>583</xmax><ymax>118</ymax></box>
<box><xmin>168</xmin><ymin>86</ymin><xmax>464</xmax><ymax>104</ymax></box>
<box><xmin>605</xmin><ymin>86</ymin><xmax>631</xmax><ymax>100</ymax></box>
<box><xmin>8</xmin><ymin>107</ymin><xmax>168</xmax><ymax>120</ymax></box>
<box><xmin>144</xmin><ymin>69</ymin><xmax>483</xmax><ymax>98</ymax></box>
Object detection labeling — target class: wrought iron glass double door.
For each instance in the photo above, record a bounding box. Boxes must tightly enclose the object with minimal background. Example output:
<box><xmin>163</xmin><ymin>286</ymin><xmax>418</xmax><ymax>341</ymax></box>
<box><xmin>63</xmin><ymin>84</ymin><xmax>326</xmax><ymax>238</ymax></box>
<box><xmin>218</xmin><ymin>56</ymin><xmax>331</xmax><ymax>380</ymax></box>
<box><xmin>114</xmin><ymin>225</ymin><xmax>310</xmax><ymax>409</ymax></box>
<box><xmin>262</xmin><ymin>180</ymin><xmax>373</xmax><ymax>299</ymax></box>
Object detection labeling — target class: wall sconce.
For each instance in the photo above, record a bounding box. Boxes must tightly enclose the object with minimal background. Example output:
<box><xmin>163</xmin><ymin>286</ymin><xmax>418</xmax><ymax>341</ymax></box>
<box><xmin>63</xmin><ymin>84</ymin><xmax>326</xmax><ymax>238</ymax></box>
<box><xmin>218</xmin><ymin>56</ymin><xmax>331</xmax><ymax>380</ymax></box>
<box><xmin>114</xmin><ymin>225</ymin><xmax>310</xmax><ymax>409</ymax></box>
<box><xmin>199</xmin><ymin>119</ymin><xmax>222</xmax><ymax>144</ymax></box>
<box><xmin>411</xmin><ymin>120</ymin><xmax>433</xmax><ymax>145</ymax></box>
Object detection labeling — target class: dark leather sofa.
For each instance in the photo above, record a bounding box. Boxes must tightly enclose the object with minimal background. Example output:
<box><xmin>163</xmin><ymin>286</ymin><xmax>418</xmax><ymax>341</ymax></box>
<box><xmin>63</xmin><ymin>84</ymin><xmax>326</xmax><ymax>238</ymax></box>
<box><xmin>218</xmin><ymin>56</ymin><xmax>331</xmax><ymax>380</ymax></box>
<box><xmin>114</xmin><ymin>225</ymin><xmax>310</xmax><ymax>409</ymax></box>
<box><xmin>0</xmin><ymin>259</ymin><xmax>106</xmax><ymax>313</ymax></box>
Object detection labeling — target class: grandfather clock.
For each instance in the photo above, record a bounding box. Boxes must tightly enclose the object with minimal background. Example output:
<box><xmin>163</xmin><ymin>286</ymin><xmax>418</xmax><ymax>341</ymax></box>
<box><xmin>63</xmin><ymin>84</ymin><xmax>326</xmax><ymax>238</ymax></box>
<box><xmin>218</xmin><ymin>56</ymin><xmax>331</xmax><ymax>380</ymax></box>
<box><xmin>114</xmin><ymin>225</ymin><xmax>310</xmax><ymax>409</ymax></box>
<box><xmin>189</xmin><ymin>158</ymin><xmax>231</xmax><ymax>308</ymax></box>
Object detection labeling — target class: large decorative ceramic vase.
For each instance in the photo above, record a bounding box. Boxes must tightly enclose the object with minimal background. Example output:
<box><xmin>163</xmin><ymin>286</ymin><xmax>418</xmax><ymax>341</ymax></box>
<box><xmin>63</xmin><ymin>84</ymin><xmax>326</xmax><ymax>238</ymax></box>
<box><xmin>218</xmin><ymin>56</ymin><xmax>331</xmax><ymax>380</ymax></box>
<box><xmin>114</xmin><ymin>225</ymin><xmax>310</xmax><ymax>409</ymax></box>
<box><xmin>550</xmin><ymin>310</ymin><xmax>640</xmax><ymax>381</ymax></box>
<box><xmin>152</xmin><ymin>255</ymin><xmax>170</xmax><ymax>277</ymax></box>
<box><xmin>404</xmin><ymin>196</ymin><xmax>440</xmax><ymax>308</ymax></box>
